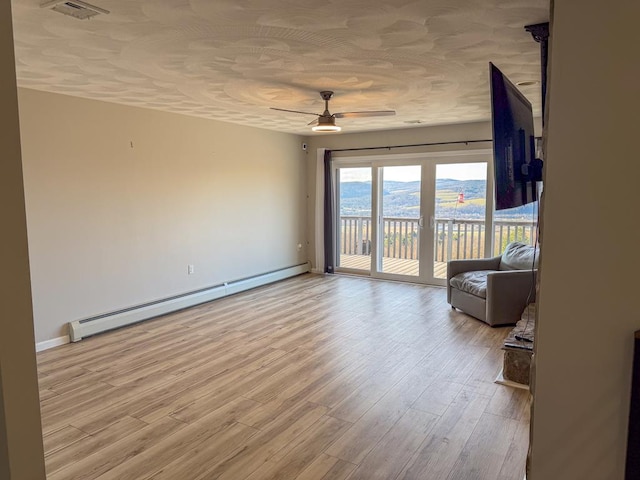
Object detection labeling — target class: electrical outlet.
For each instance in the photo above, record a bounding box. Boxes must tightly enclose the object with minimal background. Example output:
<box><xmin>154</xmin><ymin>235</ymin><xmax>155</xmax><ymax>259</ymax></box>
<box><xmin>188</xmin><ymin>264</ymin><xmax>194</xmax><ymax>275</ymax></box>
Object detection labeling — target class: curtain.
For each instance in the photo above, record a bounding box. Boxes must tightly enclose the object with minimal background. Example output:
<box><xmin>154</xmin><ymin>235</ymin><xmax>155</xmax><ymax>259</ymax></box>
<box><xmin>323</xmin><ymin>149</ymin><xmax>335</xmax><ymax>273</ymax></box>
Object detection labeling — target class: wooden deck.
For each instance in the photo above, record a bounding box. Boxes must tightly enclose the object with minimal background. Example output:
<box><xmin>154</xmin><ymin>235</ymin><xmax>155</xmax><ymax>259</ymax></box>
<box><xmin>37</xmin><ymin>274</ymin><xmax>529</xmax><ymax>480</ymax></box>
<box><xmin>339</xmin><ymin>254</ymin><xmax>448</xmax><ymax>278</ymax></box>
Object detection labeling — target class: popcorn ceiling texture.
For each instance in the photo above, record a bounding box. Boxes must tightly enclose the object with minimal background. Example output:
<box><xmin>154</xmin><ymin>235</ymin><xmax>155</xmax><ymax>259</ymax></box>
<box><xmin>11</xmin><ymin>0</ymin><xmax>548</xmax><ymax>134</ymax></box>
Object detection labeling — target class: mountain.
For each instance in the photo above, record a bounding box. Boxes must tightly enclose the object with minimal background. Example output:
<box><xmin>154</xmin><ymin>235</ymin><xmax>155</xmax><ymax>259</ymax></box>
<box><xmin>339</xmin><ymin>179</ymin><xmax>538</xmax><ymax>219</ymax></box>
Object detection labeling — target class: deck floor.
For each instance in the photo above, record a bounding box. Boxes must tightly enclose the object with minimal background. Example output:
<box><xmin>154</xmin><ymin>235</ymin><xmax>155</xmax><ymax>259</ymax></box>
<box><xmin>339</xmin><ymin>254</ymin><xmax>448</xmax><ymax>279</ymax></box>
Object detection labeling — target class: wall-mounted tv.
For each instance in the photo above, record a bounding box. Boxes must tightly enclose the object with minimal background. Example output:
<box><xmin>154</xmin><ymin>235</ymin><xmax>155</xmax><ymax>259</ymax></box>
<box><xmin>490</xmin><ymin>62</ymin><xmax>542</xmax><ymax>211</ymax></box>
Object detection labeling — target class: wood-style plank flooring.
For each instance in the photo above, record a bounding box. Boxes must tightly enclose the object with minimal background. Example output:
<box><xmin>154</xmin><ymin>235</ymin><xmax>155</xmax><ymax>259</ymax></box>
<box><xmin>37</xmin><ymin>273</ymin><xmax>530</xmax><ymax>480</ymax></box>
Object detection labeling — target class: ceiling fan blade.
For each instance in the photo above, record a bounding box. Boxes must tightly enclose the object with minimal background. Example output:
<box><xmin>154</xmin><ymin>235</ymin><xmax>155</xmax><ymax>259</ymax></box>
<box><xmin>307</xmin><ymin>117</ymin><xmax>319</xmax><ymax>126</ymax></box>
<box><xmin>334</xmin><ymin>110</ymin><xmax>396</xmax><ymax>119</ymax></box>
<box><xmin>270</xmin><ymin>107</ymin><xmax>319</xmax><ymax>116</ymax></box>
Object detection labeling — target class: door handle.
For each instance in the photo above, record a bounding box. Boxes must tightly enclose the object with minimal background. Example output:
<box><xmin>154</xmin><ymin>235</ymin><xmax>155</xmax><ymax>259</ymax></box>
<box><xmin>418</xmin><ymin>216</ymin><xmax>424</xmax><ymax>228</ymax></box>
<box><xmin>430</xmin><ymin>216</ymin><xmax>435</xmax><ymax>228</ymax></box>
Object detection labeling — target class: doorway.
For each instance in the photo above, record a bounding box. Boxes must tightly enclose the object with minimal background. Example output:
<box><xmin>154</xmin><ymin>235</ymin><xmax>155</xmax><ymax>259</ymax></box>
<box><xmin>334</xmin><ymin>152</ymin><xmax>493</xmax><ymax>286</ymax></box>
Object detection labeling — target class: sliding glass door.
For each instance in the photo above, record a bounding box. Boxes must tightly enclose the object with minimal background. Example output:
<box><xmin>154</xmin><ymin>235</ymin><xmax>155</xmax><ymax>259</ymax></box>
<box><xmin>432</xmin><ymin>162</ymin><xmax>490</xmax><ymax>281</ymax></box>
<box><xmin>336</xmin><ymin>167</ymin><xmax>373</xmax><ymax>273</ymax></box>
<box><xmin>334</xmin><ymin>153</ymin><xmax>492</xmax><ymax>286</ymax></box>
<box><xmin>378</xmin><ymin>165</ymin><xmax>422</xmax><ymax>279</ymax></box>
<box><xmin>335</xmin><ymin>163</ymin><xmax>424</xmax><ymax>281</ymax></box>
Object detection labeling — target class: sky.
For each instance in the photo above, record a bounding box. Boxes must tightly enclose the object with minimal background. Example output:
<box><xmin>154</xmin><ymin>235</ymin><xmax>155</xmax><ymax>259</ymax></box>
<box><xmin>339</xmin><ymin>162</ymin><xmax>487</xmax><ymax>182</ymax></box>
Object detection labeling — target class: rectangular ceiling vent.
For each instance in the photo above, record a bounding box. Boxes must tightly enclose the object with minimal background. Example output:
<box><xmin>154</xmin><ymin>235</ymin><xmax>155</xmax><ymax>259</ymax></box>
<box><xmin>40</xmin><ymin>0</ymin><xmax>109</xmax><ymax>20</ymax></box>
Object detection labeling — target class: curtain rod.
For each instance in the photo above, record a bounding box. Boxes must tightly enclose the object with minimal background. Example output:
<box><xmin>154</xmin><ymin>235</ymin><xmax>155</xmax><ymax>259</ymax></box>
<box><xmin>331</xmin><ymin>138</ymin><xmax>493</xmax><ymax>153</ymax></box>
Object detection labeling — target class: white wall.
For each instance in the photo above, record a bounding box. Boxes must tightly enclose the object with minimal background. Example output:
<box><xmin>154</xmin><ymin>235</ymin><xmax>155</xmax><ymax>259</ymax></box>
<box><xmin>18</xmin><ymin>89</ymin><xmax>307</xmax><ymax>343</ymax></box>
<box><xmin>529</xmin><ymin>1</ymin><xmax>640</xmax><ymax>479</ymax></box>
<box><xmin>0</xmin><ymin>2</ymin><xmax>46</xmax><ymax>478</ymax></box>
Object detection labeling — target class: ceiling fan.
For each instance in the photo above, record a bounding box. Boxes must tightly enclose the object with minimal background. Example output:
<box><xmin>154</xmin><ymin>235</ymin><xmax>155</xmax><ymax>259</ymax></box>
<box><xmin>270</xmin><ymin>91</ymin><xmax>395</xmax><ymax>132</ymax></box>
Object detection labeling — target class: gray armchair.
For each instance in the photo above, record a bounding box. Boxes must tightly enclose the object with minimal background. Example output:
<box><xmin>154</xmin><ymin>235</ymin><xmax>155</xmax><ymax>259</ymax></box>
<box><xmin>447</xmin><ymin>242</ymin><xmax>538</xmax><ymax>327</ymax></box>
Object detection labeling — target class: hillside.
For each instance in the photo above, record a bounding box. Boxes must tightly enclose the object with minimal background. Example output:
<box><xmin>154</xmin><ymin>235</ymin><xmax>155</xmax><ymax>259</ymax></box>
<box><xmin>340</xmin><ymin>179</ymin><xmax>538</xmax><ymax>219</ymax></box>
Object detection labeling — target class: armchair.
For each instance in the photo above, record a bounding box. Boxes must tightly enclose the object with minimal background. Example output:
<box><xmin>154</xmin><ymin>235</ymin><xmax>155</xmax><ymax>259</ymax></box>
<box><xmin>447</xmin><ymin>242</ymin><xmax>538</xmax><ymax>327</ymax></box>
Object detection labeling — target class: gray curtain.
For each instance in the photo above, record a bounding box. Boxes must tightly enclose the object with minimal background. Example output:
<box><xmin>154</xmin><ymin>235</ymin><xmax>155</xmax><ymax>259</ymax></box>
<box><xmin>323</xmin><ymin>149</ymin><xmax>335</xmax><ymax>273</ymax></box>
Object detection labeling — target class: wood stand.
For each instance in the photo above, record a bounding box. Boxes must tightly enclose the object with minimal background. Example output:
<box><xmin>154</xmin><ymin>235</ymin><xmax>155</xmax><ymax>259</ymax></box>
<box><xmin>502</xmin><ymin>304</ymin><xmax>536</xmax><ymax>386</ymax></box>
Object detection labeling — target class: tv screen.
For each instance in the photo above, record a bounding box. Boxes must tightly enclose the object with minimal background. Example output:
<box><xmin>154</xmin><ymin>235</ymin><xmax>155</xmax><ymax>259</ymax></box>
<box><xmin>490</xmin><ymin>62</ymin><xmax>540</xmax><ymax>210</ymax></box>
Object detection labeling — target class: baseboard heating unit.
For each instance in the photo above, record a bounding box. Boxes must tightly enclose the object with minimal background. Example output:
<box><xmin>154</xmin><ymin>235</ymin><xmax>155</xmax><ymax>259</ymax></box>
<box><xmin>69</xmin><ymin>263</ymin><xmax>310</xmax><ymax>342</ymax></box>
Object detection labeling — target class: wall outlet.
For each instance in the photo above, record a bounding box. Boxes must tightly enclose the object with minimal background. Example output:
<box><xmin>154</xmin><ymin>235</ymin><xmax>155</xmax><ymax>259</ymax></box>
<box><xmin>187</xmin><ymin>264</ymin><xmax>195</xmax><ymax>275</ymax></box>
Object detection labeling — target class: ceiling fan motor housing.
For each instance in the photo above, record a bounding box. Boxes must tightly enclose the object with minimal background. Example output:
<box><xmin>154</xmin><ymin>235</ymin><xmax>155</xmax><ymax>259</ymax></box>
<box><xmin>317</xmin><ymin>115</ymin><xmax>337</xmax><ymax>126</ymax></box>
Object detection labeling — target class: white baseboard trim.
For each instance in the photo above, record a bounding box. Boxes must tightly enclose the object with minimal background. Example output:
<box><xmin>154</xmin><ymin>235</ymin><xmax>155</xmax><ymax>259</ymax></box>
<box><xmin>69</xmin><ymin>263</ymin><xmax>310</xmax><ymax>342</ymax></box>
<box><xmin>36</xmin><ymin>335</ymin><xmax>71</xmax><ymax>352</ymax></box>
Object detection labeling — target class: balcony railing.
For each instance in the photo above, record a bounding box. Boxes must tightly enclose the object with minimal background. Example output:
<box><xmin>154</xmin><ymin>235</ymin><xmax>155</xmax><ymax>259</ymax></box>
<box><xmin>340</xmin><ymin>215</ymin><xmax>537</xmax><ymax>263</ymax></box>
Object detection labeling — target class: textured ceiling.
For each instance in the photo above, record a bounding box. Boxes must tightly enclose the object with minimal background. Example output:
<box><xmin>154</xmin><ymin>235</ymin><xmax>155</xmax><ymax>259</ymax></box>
<box><xmin>11</xmin><ymin>0</ymin><xmax>549</xmax><ymax>135</ymax></box>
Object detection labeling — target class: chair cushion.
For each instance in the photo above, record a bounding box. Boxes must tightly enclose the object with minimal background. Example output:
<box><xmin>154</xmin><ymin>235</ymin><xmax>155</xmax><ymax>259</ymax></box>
<box><xmin>499</xmin><ymin>242</ymin><xmax>539</xmax><ymax>271</ymax></box>
<box><xmin>449</xmin><ymin>270</ymin><xmax>495</xmax><ymax>299</ymax></box>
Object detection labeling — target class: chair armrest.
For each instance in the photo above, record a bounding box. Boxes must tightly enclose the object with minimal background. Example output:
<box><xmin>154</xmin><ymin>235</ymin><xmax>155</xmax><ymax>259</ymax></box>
<box><xmin>485</xmin><ymin>269</ymin><xmax>537</xmax><ymax>326</ymax></box>
<box><xmin>447</xmin><ymin>256</ymin><xmax>501</xmax><ymax>303</ymax></box>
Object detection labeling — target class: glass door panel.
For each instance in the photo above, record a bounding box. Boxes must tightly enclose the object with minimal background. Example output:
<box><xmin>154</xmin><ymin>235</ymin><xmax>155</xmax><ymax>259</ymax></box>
<box><xmin>337</xmin><ymin>167</ymin><xmax>372</xmax><ymax>272</ymax></box>
<box><xmin>379</xmin><ymin>165</ymin><xmax>421</xmax><ymax>277</ymax></box>
<box><xmin>433</xmin><ymin>162</ymin><xmax>488</xmax><ymax>279</ymax></box>
<box><xmin>493</xmin><ymin>201</ymin><xmax>540</xmax><ymax>255</ymax></box>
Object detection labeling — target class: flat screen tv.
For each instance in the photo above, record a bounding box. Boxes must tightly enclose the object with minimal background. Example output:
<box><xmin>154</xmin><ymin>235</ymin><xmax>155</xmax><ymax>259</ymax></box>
<box><xmin>490</xmin><ymin>62</ymin><xmax>542</xmax><ymax>210</ymax></box>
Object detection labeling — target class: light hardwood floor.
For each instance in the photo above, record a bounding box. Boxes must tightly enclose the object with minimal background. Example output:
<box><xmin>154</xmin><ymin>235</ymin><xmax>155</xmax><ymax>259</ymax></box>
<box><xmin>37</xmin><ymin>273</ymin><xmax>530</xmax><ymax>480</ymax></box>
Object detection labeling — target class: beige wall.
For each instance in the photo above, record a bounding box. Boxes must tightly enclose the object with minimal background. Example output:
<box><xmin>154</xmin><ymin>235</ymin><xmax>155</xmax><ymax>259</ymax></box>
<box><xmin>18</xmin><ymin>89</ymin><xmax>307</xmax><ymax>343</ymax></box>
<box><xmin>530</xmin><ymin>1</ymin><xmax>640</xmax><ymax>479</ymax></box>
<box><xmin>0</xmin><ymin>1</ymin><xmax>46</xmax><ymax>478</ymax></box>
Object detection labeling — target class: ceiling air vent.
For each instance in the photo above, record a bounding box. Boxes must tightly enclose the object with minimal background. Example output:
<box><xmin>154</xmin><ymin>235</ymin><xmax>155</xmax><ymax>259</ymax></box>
<box><xmin>40</xmin><ymin>0</ymin><xmax>109</xmax><ymax>20</ymax></box>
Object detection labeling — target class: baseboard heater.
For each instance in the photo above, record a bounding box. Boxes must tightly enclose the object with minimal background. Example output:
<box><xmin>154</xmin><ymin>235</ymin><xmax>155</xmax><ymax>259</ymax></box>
<box><xmin>69</xmin><ymin>262</ymin><xmax>310</xmax><ymax>342</ymax></box>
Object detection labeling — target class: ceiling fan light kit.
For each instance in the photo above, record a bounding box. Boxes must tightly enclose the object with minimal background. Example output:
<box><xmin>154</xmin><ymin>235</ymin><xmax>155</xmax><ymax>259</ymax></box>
<box><xmin>312</xmin><ymin>126</ymin><xmax>342</xmax><ymax>132</ymax></box>
<box><xmin>271</xmin><ymin>91</ymin><xmax>395</xmax><ymax>133</ymax></box>
<box><xmin>311</xmin><ymin>116</ymin><xmax>341</xmax><ymax>132</ymax></box>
